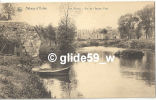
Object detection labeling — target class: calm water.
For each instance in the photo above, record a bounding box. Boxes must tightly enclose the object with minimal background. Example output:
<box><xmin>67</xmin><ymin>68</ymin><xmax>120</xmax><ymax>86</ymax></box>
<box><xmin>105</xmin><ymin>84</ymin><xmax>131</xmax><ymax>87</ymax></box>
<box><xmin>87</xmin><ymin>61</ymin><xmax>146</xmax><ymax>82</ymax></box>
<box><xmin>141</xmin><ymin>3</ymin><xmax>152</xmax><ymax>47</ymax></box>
<box><xmin>41</xmin><ymin>46</ymin><xmax>155</xmax><ymax>98</ymax></box>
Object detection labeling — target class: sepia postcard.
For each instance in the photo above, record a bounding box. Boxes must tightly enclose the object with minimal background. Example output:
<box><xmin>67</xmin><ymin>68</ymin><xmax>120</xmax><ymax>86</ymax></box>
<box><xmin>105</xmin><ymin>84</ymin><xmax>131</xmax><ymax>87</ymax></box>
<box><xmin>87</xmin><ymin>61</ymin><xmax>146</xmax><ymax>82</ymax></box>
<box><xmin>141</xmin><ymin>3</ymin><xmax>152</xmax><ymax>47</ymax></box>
<box><xmin>0</xmin><ymin>1</ymin><xmax>155</xmax><ymax>99</ymax></box>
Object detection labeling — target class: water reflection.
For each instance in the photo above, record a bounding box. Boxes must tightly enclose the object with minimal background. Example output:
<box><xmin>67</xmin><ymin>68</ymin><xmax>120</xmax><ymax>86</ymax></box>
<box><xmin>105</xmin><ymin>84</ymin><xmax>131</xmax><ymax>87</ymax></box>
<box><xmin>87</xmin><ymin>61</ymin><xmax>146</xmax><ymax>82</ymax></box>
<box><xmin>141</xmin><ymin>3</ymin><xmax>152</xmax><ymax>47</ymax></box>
<box><xmin>119</xmin><ymin>51</ymin><xmax>155</xmax><ymax>86</ymax></box>
<box><xmin>42</xmin><ymin>67</ymin><xmax>83</xmax><ymax>98</ymax></box>
<box><xmin>41</xmin><ymin>46</ymin><xmax>155</xmax><ymax>98</ymax></box>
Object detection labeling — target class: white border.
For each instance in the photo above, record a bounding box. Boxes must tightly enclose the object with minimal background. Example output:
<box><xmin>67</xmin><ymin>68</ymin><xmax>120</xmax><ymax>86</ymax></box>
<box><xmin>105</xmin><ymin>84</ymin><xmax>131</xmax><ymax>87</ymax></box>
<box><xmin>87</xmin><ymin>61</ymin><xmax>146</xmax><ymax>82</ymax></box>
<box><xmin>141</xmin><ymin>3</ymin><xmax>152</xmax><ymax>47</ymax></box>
<box><xmin>0</xmin><ymin>0</ymin><xmax>155</xmax><ymax>3</ymax></box>
<box><xmin>0</xmin><ymin>0</ymin><xmax>155</xmax><ymax>100</ymax></box>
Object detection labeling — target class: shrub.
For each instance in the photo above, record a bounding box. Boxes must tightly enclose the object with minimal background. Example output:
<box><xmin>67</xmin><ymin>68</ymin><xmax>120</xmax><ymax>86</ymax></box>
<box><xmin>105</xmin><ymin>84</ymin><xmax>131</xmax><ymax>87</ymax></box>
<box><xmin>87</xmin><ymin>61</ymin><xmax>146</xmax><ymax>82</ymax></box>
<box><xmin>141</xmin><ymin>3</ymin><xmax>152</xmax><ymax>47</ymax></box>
<box><xmin>90</xmin><ymin>41</ymin><xmax>99</xmax><ymax>46</ymax></box>
<box><xmin>130</xmin><ymin>39</ymin><xmax>155</xmax><ymax>50</ymax></box>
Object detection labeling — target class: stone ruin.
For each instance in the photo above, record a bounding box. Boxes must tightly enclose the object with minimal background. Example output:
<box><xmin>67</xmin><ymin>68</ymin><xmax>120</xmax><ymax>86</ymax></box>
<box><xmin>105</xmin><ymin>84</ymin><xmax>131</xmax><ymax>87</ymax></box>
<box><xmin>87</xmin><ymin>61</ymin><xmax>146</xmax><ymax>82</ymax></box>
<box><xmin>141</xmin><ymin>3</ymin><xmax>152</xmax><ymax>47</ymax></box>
<box><xmin>0</xmin><ymin>21</ymin><xmax>41</xmax><ymax>57</ymax></box>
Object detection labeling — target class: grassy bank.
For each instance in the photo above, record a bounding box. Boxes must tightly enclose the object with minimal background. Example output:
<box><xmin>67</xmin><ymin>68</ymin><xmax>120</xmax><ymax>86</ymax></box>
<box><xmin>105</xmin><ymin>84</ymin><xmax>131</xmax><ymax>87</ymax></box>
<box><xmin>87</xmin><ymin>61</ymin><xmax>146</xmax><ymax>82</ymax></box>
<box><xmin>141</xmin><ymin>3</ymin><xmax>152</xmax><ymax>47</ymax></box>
<box><xmin>76</xmin><ymin>39</ymin><xmax>155</xmax><ymax>51</ymax></box>
<box><xmin>0</xmin><ymin>55</ymin><xmax>51</xmax><ymax>99</ymax></box>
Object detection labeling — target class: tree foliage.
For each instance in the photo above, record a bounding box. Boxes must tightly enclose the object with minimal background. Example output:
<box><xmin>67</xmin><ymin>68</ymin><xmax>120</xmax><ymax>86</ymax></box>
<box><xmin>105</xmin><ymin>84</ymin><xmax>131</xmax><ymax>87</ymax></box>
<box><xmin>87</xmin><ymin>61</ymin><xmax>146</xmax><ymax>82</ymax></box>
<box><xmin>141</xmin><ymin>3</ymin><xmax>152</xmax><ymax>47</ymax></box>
<box><xmin>118</xmin><ymin>14</ymin><xmax>140</xmax><ymax>39</ymax></box>
<box><xmin>34</xmin><ymin>24</ymin><xmax>56</xmax><ymax>47</ymax></box>
<box><xmin>137</xmin><ymin>5</ymin><xmax>155</xmax><ymax>39</ymax></box>
<box><xmin>57</xmin><ymin>17</ymin><xmax>76</xmax><ymax>55</ymax></box>
<box><xmin>118</xmin><ymin>4</ymin><xmax>154</xmax><ymax>39</ymax></box>
<box><xmin>0</xmin><ymin>3</ymin><xmax>16</xmax><ymax>20</ymax></box>
<box><xmin>57</xmin><ymin>3</ymin><xmax>76</xmax><ymax>55</ymax></box>
<box><xmin>100</xmin><ymin>28</ymin><xmax>108</xmax><ymax>34</ymax></box>
<box><xmin>47</xmin><ymin>24</ymin><xmax>56</xmax><ymax>41</ymax></box>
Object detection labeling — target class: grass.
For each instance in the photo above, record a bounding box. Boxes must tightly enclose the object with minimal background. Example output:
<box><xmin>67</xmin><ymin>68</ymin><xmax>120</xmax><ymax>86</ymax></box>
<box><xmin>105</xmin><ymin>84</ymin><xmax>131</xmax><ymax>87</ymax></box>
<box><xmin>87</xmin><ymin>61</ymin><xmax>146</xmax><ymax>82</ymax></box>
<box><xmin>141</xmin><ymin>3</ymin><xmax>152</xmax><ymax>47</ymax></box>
<box><xmin>0</xmin><ymin>55</ymin><xmax>51</xmax><ymax>99</ymax></box>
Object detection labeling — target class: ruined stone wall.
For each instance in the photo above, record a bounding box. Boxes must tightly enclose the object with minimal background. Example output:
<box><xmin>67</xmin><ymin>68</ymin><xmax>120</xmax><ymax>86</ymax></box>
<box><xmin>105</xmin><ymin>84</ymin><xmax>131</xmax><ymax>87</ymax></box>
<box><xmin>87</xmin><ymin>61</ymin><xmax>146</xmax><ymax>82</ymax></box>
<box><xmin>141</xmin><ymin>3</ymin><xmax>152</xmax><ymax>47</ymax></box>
<box><xmin>0</xmin><ymin>21</ymin><xmax>41</xmax><ymax>57</ymax></box>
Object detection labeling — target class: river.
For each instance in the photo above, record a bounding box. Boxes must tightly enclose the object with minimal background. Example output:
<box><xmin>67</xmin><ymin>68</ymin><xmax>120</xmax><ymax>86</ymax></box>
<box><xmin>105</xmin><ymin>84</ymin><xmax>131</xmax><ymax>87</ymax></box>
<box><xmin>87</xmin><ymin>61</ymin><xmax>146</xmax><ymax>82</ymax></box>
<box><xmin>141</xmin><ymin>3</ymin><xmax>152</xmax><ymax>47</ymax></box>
<box><xmin>41</xmin><ymin>46</ymin><xmax>155</xmax><ymax>98</ymax></box>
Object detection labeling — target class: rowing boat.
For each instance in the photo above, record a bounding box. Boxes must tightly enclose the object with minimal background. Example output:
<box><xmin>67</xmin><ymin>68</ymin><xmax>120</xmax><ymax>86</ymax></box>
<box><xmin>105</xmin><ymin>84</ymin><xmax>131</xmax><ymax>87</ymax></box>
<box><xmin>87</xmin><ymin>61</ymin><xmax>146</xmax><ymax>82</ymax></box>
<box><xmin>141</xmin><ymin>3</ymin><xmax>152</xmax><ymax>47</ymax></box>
<box><xmin>32</xmin><ymin>67</ymin><xmax>70</xmax><ymax>76</ymax></box>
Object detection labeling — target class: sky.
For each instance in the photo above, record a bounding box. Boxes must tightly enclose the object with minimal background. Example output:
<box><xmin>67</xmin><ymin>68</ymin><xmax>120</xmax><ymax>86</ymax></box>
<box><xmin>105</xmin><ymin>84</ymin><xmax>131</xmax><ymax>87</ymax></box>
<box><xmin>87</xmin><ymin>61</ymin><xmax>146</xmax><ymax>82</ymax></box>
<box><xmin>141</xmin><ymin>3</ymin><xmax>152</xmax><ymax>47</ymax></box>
<box><xmin>3</xmin><ymin>2</ymin><xmax>154</xmax><ymax>30</ymax></box>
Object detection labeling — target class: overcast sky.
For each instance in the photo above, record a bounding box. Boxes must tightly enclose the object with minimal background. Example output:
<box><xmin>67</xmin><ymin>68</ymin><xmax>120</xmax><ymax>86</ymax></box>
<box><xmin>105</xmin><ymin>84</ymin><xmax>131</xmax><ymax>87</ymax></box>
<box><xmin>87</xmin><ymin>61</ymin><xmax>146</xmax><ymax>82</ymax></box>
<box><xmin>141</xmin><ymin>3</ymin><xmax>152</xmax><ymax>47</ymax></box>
<box><xmin>11</xmin><ymin>2</ymin><xmax>154</xmax><ymax>29</ymax></box>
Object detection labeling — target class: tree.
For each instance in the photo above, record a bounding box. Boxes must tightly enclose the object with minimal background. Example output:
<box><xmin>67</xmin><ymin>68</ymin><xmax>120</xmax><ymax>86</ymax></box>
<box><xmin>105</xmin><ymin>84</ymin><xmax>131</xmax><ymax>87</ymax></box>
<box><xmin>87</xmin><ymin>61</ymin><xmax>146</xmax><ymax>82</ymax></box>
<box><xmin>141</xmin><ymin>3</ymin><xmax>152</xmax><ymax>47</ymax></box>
<box><xmin>0</xmin><ymin>13</ymin><xmax>7</xmax><ymax>20</ymax></box>
<box><xmin>57</xmin><ymin>17</ymin><xmax>76</xmax><ymax>55</ymax></box>
<box><xmin>35</xmin><ymin>24</ymin><xmax>56</xmax><ymax>47</ymax></box>
<box><xmin>46</xmin><ymin>24</ymin><xmax>56</xmax><ymax>46</ymax></box>
<box><xmin>137</xmin><ymin>5</ymin><xmax>154</xmax><ymax>39</ymax></box>
<box><xmin>135</xmin><ymin>23</ymin><xmax>142</xmax><ymax>39</ymax></box>
<box><xmin>56</xmin><ymin>3</ymin><xmax>76</xmax><ymax>67</ymax></box>
<box><xmin>2</xmin><ymin>3</ymin><xmax>15</xmax><ymax>20</ymax></box>
<box><xmin>100</xmin><ymin>28</ymin><xmax>108</xmax><ymax>34</ymax></box>
<box><xmin>118</xmin><ymin>14</ymin><xmax>140</xmax><ymax>39</ymax></box>
<box><xmin>100</xmin><ymin>28</ymin><xmax>107</xmax><ymax>39</ymax></box>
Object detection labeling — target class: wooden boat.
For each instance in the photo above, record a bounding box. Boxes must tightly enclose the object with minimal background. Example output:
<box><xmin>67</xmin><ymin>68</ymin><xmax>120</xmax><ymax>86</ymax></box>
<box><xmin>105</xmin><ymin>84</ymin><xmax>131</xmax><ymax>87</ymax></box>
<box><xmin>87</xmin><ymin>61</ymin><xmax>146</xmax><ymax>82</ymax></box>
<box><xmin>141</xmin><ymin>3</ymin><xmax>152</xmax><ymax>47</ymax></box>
<box><xmin>32</xmin><ymin>67</ymin><xmax>70</xmax><ymax>76</ymax></box>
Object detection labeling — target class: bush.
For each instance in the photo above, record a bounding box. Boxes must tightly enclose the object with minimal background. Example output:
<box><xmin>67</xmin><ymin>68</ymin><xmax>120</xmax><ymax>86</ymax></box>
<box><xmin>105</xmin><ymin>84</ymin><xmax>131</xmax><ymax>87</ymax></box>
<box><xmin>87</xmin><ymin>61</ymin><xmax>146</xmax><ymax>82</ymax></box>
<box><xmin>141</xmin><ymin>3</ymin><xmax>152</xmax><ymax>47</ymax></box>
<box><xmin>130</xmin><ymin>39</ymin><xmax>155</xmax><ymax>50</ymax></box>
<box><xmin>90</xmin><ymin>41</ymin><xmax>99</xmax><ymax>46</ymax></box>
<box><xmin>115</xmin><ymin>49</ymin><xmax>144</xmax><ymax>59</ymax></box>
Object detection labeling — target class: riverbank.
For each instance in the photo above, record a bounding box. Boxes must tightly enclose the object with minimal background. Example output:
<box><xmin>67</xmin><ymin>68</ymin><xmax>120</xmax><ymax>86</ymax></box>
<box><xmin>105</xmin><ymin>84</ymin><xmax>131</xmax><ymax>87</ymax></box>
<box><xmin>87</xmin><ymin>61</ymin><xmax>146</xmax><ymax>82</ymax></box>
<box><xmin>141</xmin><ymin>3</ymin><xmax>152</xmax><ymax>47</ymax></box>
<box><xmin>77</xmin><ymin>39</ymin><xmax>155</xmax><ymax>52</ymax></box>
<box><xmin>0</xmin><ymin>55</ymin><xmax>51</xmax><ymax>98</ymax></box>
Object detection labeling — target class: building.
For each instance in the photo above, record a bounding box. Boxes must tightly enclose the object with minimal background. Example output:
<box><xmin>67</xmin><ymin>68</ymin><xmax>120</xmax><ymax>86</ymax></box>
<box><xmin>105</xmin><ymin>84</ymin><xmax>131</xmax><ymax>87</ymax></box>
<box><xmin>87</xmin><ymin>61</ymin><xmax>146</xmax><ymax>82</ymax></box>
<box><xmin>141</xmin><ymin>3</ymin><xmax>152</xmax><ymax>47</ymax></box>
<box><xmin>76</xmin><ymin>28</ymin><xmax>119</xmax><ymax>40</ymax></box>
